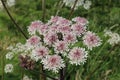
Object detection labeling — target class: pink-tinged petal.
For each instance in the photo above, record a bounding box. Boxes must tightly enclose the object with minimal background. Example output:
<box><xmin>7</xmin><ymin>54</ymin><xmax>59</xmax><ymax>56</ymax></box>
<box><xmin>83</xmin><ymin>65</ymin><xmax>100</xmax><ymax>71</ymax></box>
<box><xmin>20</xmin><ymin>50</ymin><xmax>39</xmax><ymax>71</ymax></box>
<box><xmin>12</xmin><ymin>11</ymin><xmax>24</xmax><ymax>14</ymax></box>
<box><xmin>33</xmin><ymin>46</ymin><xmax>49</xmax><ymax>59</ymax></box>
<box><xmin>28</xmin><ymin>20</ymin><xmax>43</xmax><ymax>35</ymax></box>
<box><xmin>44</xmin><ymin>31</ymin><xmax>58</xmax><ymax>45</ymax></box>
<box><xmin>72</xmin><ymin>17</ymin><xmax>88</xmax><ymax>25</ymax></box>
<box><xmin>41</xmin><ymin>55</ymin><xmax>65</xmax><ymax>73</ymax></box>
<box><xmin>63</xmin><ymin>32</ymin><xmax>76</xmax><ymax>44</ymax></box>
<box><xmin>83</xmin><ymin>31</ymin><xmax>102</xmax><ymax>50</ymax></box>
<box><xmin>71</xmin><ymin>23</ymin><xmax>86</xmax><ymax>36</ymax></box>
<box><xmin>68</xmin><ymin>47</ymin><xmax>88</xmax><ymax>65</ymax></box>
<box><xmin>27</xmin><ymin>36</ymin><xmax>40</xmax><ymax>46</ymax></box>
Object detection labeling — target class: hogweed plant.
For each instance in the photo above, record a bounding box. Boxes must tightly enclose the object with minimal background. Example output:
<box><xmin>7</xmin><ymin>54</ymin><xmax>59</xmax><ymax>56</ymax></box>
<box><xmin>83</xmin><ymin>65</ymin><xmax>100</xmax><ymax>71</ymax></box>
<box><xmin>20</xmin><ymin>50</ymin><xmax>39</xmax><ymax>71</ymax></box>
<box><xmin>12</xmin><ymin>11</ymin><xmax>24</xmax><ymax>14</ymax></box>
<box><xmin>6</xmin><ymin>16</ymin><xmax>102</xmax><ymax>80</ymax></box>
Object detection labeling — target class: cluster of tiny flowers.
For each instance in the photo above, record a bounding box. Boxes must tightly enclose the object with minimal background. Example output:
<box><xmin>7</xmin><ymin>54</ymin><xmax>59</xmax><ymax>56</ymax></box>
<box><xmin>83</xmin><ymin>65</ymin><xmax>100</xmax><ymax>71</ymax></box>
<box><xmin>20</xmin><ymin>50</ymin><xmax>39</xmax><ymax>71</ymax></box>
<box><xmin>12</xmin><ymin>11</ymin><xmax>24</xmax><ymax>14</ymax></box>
<box><xmin>22</xmin><ymin>75</ymin><xmax>33</xmax><ymax>80</ymax></box>
<box><xmin>63</xmin><ymin>0</ymin><xmax>92</xmax><ymax>10</ymax></box>
<box><xmin>0</xmin><ymin>0</ymin><xmax>15</xmax><ymax>10</ymax></box>
<box><xmin>104</xmin><ymin>30</ymin><xmax>120</xmax><ymax>46</ymax></box>
<box><xmin>6</xmin><ymin>52</ymin><xmax>14</xmax><ymax>60</ymax></box>
<box><xmin>4</xmin><ymin>64</ymin><xmax>14</xmax><ymax>73</ymax></box>
<box><xmin>0</xmin><ymin>1</ymin><xmax>2</xmax><ymax>9</ymax></box>
<box><xmin>83</xmin><ymin>31</ymin><xmax>102</xmax><ymax>50</ymax></box>
<box><xmin>7</xmin><ymin>16</ymin><xmax>101</xmax><ymax>73</ymax></box>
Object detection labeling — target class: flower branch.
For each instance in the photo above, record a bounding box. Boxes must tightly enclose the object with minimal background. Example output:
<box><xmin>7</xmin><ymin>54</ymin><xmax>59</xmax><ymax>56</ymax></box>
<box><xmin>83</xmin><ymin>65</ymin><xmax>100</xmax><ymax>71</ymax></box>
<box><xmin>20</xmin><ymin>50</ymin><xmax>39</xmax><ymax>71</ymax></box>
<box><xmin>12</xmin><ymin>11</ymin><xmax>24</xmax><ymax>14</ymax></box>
<box><xmin>1</xmin><ymin>0</ymin><xmax>28</xmax><ymax>39</ymax></box>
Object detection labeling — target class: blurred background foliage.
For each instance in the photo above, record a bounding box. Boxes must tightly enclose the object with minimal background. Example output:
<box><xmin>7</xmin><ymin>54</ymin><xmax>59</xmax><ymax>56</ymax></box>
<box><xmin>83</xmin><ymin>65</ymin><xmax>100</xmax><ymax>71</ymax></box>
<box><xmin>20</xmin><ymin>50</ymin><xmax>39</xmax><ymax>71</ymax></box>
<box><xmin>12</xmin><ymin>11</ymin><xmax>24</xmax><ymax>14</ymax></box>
<box><xmin>0</xmin><ymin>0</ymin><xmax>120</xmax><ymax>80</ymax></box>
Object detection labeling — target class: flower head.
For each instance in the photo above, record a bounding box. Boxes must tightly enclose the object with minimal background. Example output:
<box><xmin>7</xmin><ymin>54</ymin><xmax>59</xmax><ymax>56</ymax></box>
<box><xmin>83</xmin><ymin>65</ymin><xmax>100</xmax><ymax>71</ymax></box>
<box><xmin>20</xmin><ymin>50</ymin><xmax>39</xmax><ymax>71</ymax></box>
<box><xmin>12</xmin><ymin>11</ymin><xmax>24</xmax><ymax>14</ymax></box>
<box><xmin>33</xmin><ymin>46</ymin><xmax>49</xmax><ymax>59</ymax></box>
<box><xmin>27</xmin><ymin>35</ymin><xmax>40</xmax><ymax>47</ymax></box>
<box><xmin>68</xmin><ymin>47</ymin><xmax>88</xmax><ymax>65</ymax></box>
<box><xmin>4</xmin><ymin>64</ymin><xmax>14</xmax><ymax>73</ymax></box>
<box><xmin>22</xmin><ymin>75</ymin><xmax>33</xmax><ymax>80</ymax></box>
<box><xmin>63</xmin><ymin>32</ymin><xmax>76</xmax><ymax>44</ymax></box>
<box><xmin>83</xmin><ymin>0</ymin><xmax>92</xmax><ymax>10</ymax></box>
<box><xmin>28</xmin><ymin>20</ymin><xmax>43</xmax><ymax>35</ymax></box>
<box><xmin>104</xmin><ymin>30</ymin><xmax>120</xmax><ymax>46</ymax></box>
<box><xmin>7</xmin><ymin>0</ymin><xmax>15</xmax><ymax>7</ymax></box>
<box><xmin>72</xmin><ymin>23</ymin><xmax>86</xmax><ymax>36</ymax></box>
<box><xmin>42</xmin><ymin>55</ymin><xmax>65</xmax><ymax>73</ymax></box>
<box><xmin>63</xmin><ymin>0</ymin><xmax>92</xmax><ymax>10</ymax></box>
<box><xmin>6</xmin><ymin>52</ymin><xmax>14</xmax><ymax>60</ymax></box>
<box><xmin>83</xmin><ymin>31</ymin><xmax>101</xmax><ymax>50</ymax></box>
<box><xmin>72</xmin><ymin>17</ymin><xmax>88</xmax><ymax>25</ymax></box>
<box><xmin>44</xmin><ymin>31</ymin><xmax>58</xmax><ymax>45</ymax></box>
<box><xmin>54</xmin><ymin>41</ymin><xmax>68</xmax><ymax>54</ymax></box>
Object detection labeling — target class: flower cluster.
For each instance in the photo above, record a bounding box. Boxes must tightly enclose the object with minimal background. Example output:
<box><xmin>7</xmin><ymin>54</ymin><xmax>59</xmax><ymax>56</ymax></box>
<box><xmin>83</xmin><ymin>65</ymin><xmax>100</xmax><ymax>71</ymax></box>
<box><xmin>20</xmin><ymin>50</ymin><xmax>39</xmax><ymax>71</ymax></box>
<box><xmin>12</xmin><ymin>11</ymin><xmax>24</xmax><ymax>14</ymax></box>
<box><xmin>63</xmin><ymin>0</ymin><xmax>92</xmax><ymax>10</ymax></box>
<box><xmin>4</xmin><ymin>64</ymin><xmax>14</xmax><ymax>73</ymax></box>
<box><xmin>22</xmin><ymin>75</ymin><xmax>33</xmax><ymax>80</ymax></box>
<box><xmin>104</xmin><ymin>30</ymin><xmax>120</xmax><ymax>46</ymax></box>
<box><xmin>7</xmin><ymin>16</ymin><xmax>101</xmax><ymax>73</ymax></box>
<box><xmin>0</xmin><ymin>0</ymin><xmax>15</xmax><ymax>10</ymax></box>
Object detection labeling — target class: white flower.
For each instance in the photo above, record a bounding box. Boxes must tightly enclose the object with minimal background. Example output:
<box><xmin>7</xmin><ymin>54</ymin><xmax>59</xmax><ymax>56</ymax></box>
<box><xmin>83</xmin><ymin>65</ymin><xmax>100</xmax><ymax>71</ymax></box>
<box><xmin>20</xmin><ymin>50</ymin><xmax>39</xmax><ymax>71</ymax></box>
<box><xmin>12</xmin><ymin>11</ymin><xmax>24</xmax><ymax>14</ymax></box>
<box><xmin>83</xmin><ymin>0</ymin><xmax>92</xmax><ymax>10</ymax></box>
<box><xmin>30</xmin><ymin>53</ymin><xmax>40</xmax><ymax>62</ymax></box>
<box><xmin>7</xmin><ymin>45</ymin><xmax>14</xmax><ymax>50</ymax></box>
<box><xmin>22</xmin><ymin>75</ymin><xmax>32</xmax><ymax>80</ymax></box>
<box><xmin>6</xmin><ymin>52</ymin><xmax>14</xmax><ymax>60</ymax></box>
<box><xmin>63</xmin><ymin>0</ymin><xmax>92</xmax><ymax>10</ymax></box>
<box><xmin>4</xmin><ymin>64</ymin><xmax>13</xmax><ymax>73</ymax></box>
<box><xmin>7</xmin><ymin>0</ymin><xmax>15</xmax><ymax>7</ymax></box>
<box><xmin>0</xmin><ymin>1</ymin><xmax>3</xmax><ymax>9</ymax></box>
<box><xmin>105</xmin><ymin>30</ymin><xmax>120</xmax><ymax>45</ymax></box>
<box><xmin>68</xmin><ymin>47</ymin><xmax>88</xmax><ymax>65</ymax></box>
<box><xmin>63</xmin><ymin>0</ymin><xmax>84</xmax><ymax>9</ymax></box>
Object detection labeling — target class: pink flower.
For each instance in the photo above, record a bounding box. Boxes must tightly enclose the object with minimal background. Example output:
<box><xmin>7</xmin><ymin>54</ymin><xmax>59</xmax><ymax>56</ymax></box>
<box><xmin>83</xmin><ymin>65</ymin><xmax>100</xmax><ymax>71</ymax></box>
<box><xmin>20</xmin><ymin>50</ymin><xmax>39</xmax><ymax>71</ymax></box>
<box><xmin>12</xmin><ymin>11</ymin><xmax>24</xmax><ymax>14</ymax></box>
<box><xmin>48</xmin><ymin>16</ymin><xmax>71</xmax><ymax>26</ymax></box>
<box><xmin>38</xmin><ymin>24</ymin><xmax>48</xmax><ymax>35</ymax></box>
<box><xmin>33</xmin><ymin>46</ymin><xmax>49</xmax><ymax>59</ymax></box>
<box><xmin>83</xmin><ymin>31</ymin><xmax>101</xmax><ymax>50</ymax></box>
<box><xmin>54</xmin><ymin>41</ymin><xmax>68</xmax><ymax>53</ymax></box>
<box><xmin>68</xmin><ymin>47</ymin><xmax>88</xmax><ymax>65</ymax></box>
<box><xmin>57</xmin><ymin>17</ymin><xmax>71</xmax><ymax>26</ymax></box>
<box><xmin>44</xmin><ymin>31</ymin><xmax>58</xmax><ymax>45</ymax></box>
<box><xmin>71</xmin><ymin>23</ymin><xmax>86</xmax><ymax>36</ymax></box>
<box><xmin>27</xmin><ymin>36</ymin><xmax>40</xmax><ymax>46</ymax></box>
<box><xmin>72</xmin><ymin>17</ymin><xmax>88</xmax><ymax>25</ymax></box>
<box><xmin>28</xmin><ymin>20</ymin><xmax>43</xmax><ymax>35</ymax></box>
<box><xmin>49</xmin><ymin>25</ymin><xmax>60</xmax><ymax>33</ymax></box>
<box><xmin>59</xmin><ymin>25</ymin><xmax>71</xmax><ymax>34</ymax></box>
<box><xmin>42</xmin><ymin>55</ymin><xmax>65</xmax><ymax>73</ymax></box>
<box><xmin>48</xmin><ymin>16</ymin><xmax>60</xmax><ymax>24</ymax></box>
<box><xmin>63</xmin><ymin>32</ymin><xmax>76</xmax><ymax>43</ymax></box>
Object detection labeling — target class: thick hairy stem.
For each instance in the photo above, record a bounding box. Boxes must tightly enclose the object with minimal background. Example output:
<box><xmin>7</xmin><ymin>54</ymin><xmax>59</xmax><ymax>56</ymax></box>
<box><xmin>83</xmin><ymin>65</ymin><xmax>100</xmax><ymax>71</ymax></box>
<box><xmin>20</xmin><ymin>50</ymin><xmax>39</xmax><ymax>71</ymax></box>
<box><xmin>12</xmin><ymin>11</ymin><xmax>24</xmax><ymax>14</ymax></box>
<box><xmin>68</xmin><ymin>0</ymin><xmax>78</xmax><ymax>19</ymax></box>
<box><xmin>1</xmin><ymin>0</ymin><xmax>28</xmax><ymax>39</ymax></box>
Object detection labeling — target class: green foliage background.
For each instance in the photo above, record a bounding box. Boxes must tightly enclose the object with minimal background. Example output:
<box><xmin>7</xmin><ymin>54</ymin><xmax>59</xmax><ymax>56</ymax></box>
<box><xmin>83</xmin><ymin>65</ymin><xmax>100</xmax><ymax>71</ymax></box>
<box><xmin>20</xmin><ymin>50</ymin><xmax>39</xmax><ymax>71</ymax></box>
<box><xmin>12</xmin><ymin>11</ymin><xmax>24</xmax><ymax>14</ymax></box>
<box><xmin>0</xmin><ymin>0</ymin><xmax>120</xmax><ymax>80</ymax></box>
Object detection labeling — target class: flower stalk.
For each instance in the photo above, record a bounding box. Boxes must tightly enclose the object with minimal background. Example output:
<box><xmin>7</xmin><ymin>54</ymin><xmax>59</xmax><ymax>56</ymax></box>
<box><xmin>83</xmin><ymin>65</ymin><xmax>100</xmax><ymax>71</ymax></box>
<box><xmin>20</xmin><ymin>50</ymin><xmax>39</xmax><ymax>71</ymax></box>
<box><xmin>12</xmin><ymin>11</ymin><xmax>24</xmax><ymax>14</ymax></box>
<box><xmin>69</xmin><ymin>0</ymin><xmax>78</xmax><ymax>19</ymax></box>
<box><xmin>40</xmin><ymin>0</ymin><xmax>46</xmax><ymax>80</ymax></box>
<box><xmin>1</xmin><ymin>0</ymin><xmax>28</xmax><ymax>39</ymax></box>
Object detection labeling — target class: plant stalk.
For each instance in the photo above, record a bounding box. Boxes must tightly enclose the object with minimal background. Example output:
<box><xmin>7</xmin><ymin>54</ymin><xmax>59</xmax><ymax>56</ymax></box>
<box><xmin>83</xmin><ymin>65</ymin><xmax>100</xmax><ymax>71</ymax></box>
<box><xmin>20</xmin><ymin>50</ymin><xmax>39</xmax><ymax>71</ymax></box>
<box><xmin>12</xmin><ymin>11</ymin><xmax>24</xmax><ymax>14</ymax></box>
<box><xmin>68</xmin><ymin>0</ymin><xmax>78</xmax><ymax>19</ymax></box>
<box><xmin>1</xmin><ymin>0</ymin><xmax>28</xmax><ymax>39</ymax></box>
